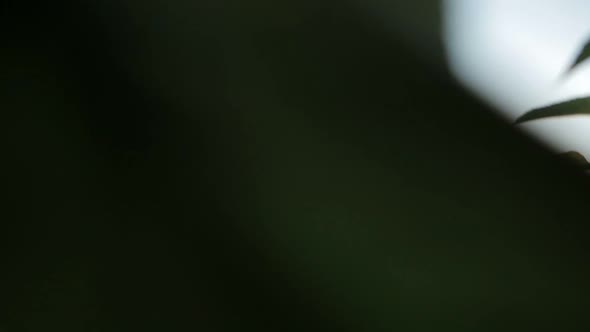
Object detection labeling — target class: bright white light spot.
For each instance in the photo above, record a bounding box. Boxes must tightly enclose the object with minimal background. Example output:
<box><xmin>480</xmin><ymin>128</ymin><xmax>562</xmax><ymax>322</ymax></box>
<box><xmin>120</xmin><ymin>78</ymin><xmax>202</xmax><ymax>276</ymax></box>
<box><xmin>444</xmin><ymin>0</ymin><xmax>590</xmax><ymax>156</ymax></box>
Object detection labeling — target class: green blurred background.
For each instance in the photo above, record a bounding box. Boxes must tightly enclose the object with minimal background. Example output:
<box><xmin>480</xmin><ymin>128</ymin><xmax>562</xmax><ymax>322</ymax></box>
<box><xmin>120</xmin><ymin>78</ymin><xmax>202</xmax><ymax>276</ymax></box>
<box><xmin>2</xmin><ymin>1</ymin><xmax>590</xmax><ymax>331</ymax></box>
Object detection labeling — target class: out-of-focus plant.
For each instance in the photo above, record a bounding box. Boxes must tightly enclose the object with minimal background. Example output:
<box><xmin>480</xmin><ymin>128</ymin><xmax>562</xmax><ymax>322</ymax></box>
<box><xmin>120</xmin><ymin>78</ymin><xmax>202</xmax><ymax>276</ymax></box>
<box><xmin>516</xmin><ymin>38</ymin><xmax>590</xmax><ymax>169</ymax></box>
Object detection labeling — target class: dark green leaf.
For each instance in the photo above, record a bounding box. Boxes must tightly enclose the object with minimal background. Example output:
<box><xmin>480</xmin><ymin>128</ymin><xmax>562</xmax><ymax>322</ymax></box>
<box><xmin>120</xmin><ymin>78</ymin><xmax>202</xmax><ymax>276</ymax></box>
<box><xmin>559</xmin><ymin>151</ymin><xmax>590</xmax><ymax>170</ymax></box>
<box><xmin>568</xmin><ymin>38</ymin><xmax>590</xmax><ymax>72</ymax></box>
<box><xmin>515</xmin><ymin>97</ymin><xmax>590</xmax><ymax>124</ymax></box>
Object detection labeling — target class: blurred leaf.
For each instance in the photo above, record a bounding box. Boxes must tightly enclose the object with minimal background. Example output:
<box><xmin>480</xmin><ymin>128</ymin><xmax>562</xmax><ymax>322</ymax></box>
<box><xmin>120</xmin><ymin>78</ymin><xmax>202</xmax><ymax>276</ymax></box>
<box><xmin>515</xmin><ymin>97</ymin><xmax>590</xmax><ymax>124</ymax></box>
<box><xmin>568</xmin><ymin>38</ymin><xmax>590</xmax><ymax>72</ymax></box>
<box><xmin>559</xmin><ymin>151</ymin><xmax>590</xmax><ymax>170</ymax></box>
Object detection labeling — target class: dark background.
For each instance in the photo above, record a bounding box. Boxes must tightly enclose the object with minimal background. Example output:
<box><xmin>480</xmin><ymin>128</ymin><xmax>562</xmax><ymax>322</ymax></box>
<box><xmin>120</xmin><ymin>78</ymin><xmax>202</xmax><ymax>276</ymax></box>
<box><xmin>2</xmin><ymin>1</ymin><xmax>590</xmax><ymax>331</ymax></box>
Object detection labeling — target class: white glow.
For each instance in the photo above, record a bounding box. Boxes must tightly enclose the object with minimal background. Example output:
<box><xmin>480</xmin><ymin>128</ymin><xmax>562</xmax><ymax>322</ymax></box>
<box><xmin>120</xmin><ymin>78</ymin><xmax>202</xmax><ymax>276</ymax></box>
<box><xmin>444</xmin><ymin>0</ymin><xmax>590</xmax><ymax>156</ymax></box>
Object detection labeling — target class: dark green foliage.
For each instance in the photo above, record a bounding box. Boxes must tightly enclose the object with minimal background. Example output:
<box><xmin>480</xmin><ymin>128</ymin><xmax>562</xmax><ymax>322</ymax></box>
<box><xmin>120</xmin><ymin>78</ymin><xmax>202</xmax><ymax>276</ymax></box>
<box><xmin>560</xmin><ymin>151</ymin><xmax>590</xmax><ymax>169</ymax></box>
<box><xmin>517</xmin><ymin>37</ymin><xmax>590</xmax><ymax>124</ymax></box>
<box><xmin>515</xmin><ymin>37</ymin><xmax>590</xmax><ymax>169</ymax></box>
<box><xmin>515</xmin><ymin>97</ymin><xmax>590</xmax><ymax>123</ymax></box>
<box><xmin>4</xmin><ymin>1</ymin><xmax>590</xmax><ymax>331</ymax></box>
<box><xmin>568</xmin><ymin>38</ymin><xmax>590</xmax><ymax>73</ymax></box>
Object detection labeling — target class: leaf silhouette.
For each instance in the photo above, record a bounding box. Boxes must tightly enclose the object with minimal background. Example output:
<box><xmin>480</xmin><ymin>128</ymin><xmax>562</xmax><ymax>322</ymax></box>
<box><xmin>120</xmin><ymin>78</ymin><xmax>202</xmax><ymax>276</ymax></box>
<box><xmin>568</xmin><ymin>38</ymin><xmax>590</xmax><ymax>73</ymax></box>
<box><xmin>515</xmin><ymin>97</ymin><xmax>590</xmax><ymax>124</ymax></box>
<box><xmin>559</xmin><ymin>151</ymin><xmax>590</xmax><ymax>170</ymax></box>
